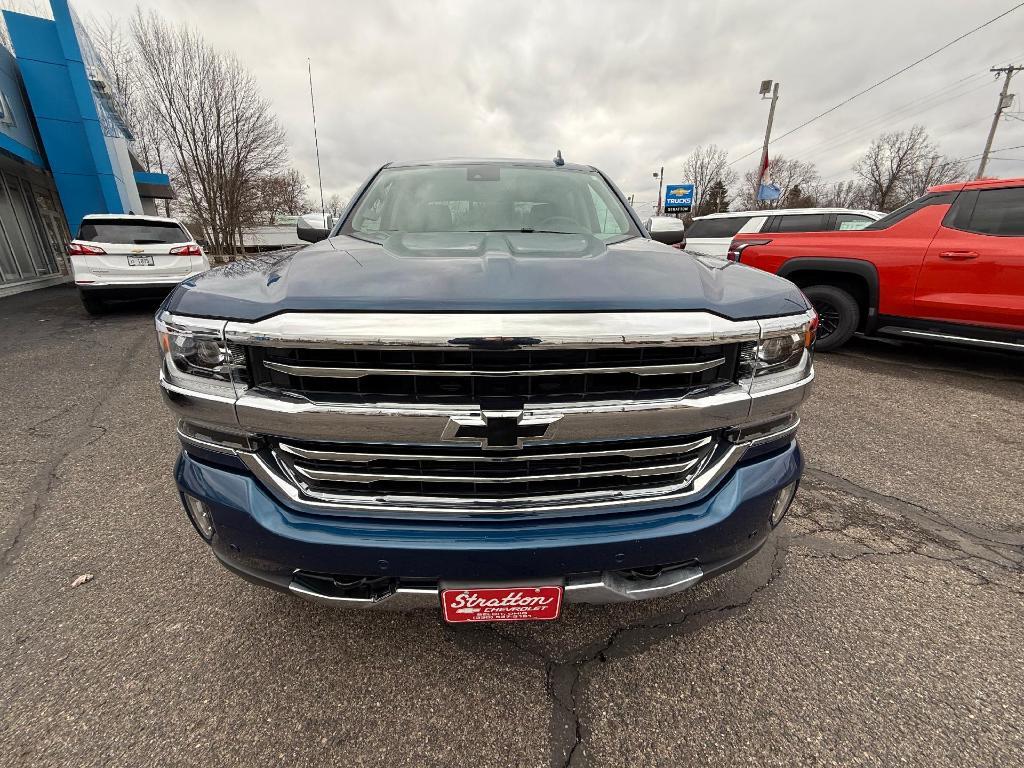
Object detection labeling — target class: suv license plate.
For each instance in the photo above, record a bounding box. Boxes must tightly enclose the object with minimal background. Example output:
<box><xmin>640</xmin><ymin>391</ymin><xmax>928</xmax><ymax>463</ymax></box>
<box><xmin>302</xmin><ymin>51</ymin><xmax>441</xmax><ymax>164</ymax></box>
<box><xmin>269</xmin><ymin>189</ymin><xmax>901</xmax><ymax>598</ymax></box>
<box><xmin>441</xmin><ymin>586</ymin><xmax>563</xmax><ymax>623</ymax></box>
<box><xmin>127</xmin><ymin>256</ymin><xmax>154</xmax><ymax>266</ymax></box>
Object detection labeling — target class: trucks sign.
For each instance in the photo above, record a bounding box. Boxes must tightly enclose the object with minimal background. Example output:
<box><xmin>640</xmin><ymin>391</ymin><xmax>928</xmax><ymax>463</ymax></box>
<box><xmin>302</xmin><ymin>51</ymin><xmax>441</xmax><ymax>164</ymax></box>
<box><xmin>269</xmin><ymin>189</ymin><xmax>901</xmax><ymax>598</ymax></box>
<box><xmin>664</xmin><ymin>184</ymin><xmax>694</xmax><ymax>212</ymax></box>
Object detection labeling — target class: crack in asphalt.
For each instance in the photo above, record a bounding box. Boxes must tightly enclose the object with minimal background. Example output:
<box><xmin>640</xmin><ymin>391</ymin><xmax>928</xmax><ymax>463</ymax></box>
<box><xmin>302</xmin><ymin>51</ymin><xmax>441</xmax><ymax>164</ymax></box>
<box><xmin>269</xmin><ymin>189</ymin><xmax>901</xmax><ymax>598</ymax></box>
<box><xmin>526</xmin><ymin>462</ymin><xmax>1024</xmax><ymax>767</ymax></box>
<box><xmin>803</xmin><ymin>467</ymin><xmax>1024</xmax><ymax>561</ymax></box>
<box><xmin>0</xmin><ymin>328</ymin><xmax>151</xmax><ymax>579</ymax></box>
<box><xmin>543</xmin><ymin>543</ymin><xmax>787</xmax><ymax>768</ymax></box>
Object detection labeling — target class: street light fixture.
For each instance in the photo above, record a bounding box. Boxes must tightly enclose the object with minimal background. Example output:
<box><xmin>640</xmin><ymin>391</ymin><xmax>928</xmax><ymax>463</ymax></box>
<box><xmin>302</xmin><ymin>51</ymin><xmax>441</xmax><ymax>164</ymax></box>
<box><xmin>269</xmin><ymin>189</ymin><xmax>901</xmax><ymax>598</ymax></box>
<box><xmin>653</xmin><ymin>167</ymin><xmax>664</xmax><ymax>215</ymax></box>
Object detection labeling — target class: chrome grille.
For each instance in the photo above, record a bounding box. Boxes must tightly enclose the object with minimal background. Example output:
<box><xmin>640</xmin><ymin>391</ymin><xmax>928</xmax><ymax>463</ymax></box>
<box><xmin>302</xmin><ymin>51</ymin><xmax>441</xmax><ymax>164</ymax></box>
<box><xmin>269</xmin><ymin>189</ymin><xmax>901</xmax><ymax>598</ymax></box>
<box><xmin>269</xmin><ymin>434</ymin><xmax>721</xmax><ymax>507</ymax></box>
<box><xmin>248</xmin><ymin>344</ymin><xmax>737</xmax><ymax>404</ymax></box>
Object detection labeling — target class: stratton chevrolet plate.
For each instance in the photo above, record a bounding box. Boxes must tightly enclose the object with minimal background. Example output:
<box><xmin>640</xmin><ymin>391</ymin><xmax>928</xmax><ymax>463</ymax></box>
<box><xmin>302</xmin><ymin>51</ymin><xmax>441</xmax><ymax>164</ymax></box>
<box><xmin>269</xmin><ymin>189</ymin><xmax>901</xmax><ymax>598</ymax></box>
<box><xmin>441</xmin><ymin>586</ymin><xmax>563</xmax><ymax>623</ymax></box>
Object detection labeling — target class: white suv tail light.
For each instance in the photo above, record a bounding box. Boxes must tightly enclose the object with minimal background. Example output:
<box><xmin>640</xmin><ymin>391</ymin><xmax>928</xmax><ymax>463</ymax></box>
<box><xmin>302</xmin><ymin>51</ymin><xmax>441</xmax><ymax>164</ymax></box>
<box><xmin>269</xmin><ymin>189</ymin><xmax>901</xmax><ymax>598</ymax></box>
<box><xmin>68</xmin><ymin>242</ymin><xmax>106</xmax><ymax>255</ymax></box>
<box><xmin>170</xmin><ymin>244</ymin><xmax>202</xmax><ymax>256</ymax></box>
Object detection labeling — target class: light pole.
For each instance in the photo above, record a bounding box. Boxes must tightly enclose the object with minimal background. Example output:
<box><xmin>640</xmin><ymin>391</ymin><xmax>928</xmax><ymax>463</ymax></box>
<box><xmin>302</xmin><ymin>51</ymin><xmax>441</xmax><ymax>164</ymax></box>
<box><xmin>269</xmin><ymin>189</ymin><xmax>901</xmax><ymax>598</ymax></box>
<box><xmin>755</xmin><ymin>80</ymin><xmax>780</xmax><ymax>202</ymax></box>
<box><xmin>653</xmin><ymin>167</ymin><xmax>664</xmax><ymax>215</ymax></box>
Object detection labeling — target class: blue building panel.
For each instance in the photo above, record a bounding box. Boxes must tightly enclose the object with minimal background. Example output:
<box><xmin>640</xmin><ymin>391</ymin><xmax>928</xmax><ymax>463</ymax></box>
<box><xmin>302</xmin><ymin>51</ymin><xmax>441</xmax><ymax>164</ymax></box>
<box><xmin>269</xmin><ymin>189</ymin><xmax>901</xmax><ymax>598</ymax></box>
<box><xmin>30</xmin><ymin>117</ymin><xmax>93</xmax><ymax>175</ymax></box>
<box><xmin>13</xmin><ymin>58</ymin><xmax>81</xmax><ymax>122</ymax></box>
<box><xmin>134</xmin><ymin>171</ymin><xmax>172</xmax><ymax>186</ymax></box>
<box><xmin>0</xmin><ymin>132</ymin><xmax>45</xmax><ymax>167</ymax></box>
<box><xmin>1</xmin><ymin>11</ymin><xmax>64</xmax><ymax>65</ymax></box>
<box><xmin>2</xmin><ymin>0</ymin><xmax>162</xmax><ymax>230</ymax></box>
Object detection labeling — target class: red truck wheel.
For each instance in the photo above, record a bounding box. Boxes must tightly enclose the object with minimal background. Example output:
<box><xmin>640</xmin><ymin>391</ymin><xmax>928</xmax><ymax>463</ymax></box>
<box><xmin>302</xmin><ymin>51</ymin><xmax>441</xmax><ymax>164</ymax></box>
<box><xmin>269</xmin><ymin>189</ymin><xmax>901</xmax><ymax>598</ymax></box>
<box><xmin>802</xmin><ymin>285</ymin><xmax>859</xmax><ymax>351</ymax></box>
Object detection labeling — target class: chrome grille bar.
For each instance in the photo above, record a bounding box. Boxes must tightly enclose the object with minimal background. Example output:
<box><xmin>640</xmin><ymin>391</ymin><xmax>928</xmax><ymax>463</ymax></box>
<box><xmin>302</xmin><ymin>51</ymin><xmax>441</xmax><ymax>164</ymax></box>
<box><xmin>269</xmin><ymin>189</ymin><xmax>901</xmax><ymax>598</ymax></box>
<box><xmin>277</xmin><ymin>435</ymin><xmax>713</xmax><ymax>463</ymax></box>
<box><xmin>270</xmin><ymin>433</ymin><xmax>722</xmax><ymax>509</ymax></box>
<box><xmin>264</xmin><ymin>358</ymin><xmax>727</xmax><ymax>379</ymax></box>
<box><xmin>289</xmin><ymin>456</ymin><xmax>706</xmax><ymax>484</ymax></box>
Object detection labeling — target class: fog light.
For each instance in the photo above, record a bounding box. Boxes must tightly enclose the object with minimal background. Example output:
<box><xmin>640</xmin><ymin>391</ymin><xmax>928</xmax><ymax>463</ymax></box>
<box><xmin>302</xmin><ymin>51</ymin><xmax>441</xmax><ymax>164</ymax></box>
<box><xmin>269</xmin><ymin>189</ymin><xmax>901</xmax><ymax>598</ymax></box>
<box><xmin>182</xmin><ymin>493</ymin><xmax>215</xmax><ymax>541</ymax></box>
<box><xmin>769</xmin><ymin>481</ymin><xmax>798</xmax><ymax>528</ymax></box>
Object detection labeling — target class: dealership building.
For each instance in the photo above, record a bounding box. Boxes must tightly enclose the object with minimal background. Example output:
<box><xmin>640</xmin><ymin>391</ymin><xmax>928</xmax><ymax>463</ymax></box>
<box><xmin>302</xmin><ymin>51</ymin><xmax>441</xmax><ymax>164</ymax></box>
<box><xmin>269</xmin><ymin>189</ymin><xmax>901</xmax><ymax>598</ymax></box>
<box><xmin>0</xmin><ymin>0</ymin><xmax>172</xmax><ymax>296</ymax></box>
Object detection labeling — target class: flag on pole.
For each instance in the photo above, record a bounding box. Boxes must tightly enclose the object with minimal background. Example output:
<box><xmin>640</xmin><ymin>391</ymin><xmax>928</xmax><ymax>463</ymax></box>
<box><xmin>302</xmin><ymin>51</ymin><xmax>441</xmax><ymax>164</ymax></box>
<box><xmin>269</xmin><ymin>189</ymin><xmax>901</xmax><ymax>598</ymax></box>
<box><xmin>758</xmin><ymin>182</ymin><xmax>781</xmax><ymax>201</ymax></box>
<box><xmin>756</xmin><ymin>152</ymin><xmax>781</xmax><ymax>201</ymax></box>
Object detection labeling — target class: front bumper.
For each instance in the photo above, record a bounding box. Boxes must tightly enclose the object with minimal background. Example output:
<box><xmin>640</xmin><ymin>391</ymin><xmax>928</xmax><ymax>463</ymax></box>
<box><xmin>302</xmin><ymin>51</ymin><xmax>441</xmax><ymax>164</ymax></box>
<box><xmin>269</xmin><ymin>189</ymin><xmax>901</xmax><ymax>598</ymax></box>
<box><xmin>175</xmin><ymin>439</ymin><xmax>802</xmax><ymax>607</ymax></box>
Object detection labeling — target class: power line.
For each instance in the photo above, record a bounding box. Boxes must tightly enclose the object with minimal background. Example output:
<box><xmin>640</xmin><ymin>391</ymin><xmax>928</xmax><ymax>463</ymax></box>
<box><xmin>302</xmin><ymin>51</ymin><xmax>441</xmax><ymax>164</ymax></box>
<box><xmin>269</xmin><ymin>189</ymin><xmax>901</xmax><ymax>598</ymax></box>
<box><xmin>728</xmin><ymin>2</ymin><xmax>1024</xmax><ymax>166</ymax></box>
<box><xmin>797</xmin><ymin>77</ymin><xmax>993</xmax><ymax>164</ymax></box>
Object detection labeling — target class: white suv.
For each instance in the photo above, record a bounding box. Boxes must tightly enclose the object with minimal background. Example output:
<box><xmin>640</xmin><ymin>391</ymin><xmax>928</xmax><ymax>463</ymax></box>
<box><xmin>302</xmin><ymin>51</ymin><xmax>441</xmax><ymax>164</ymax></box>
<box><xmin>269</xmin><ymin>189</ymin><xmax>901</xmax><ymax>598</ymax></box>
<box><xmin>683</xmin><ymin>208</ymin><xmax>884</xmax><ymax>258</ymax></box>
<box><xmin>69</xmin><ymin>214</ymin><xmax>210</xmax><ymax>314</ymax></box>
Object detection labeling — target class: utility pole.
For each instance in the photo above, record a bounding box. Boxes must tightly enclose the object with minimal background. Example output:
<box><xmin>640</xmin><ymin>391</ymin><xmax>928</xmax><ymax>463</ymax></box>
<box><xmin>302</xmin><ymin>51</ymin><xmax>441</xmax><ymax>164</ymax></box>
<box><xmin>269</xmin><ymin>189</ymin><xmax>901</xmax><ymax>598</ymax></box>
<box><xmin>653</xmin><ymin>167</ymin><xmax>664</xmax><ymax>215</ymax></box>
<box><xmin>755</xmin><ymin>80</ymin><xmax>780</xmax><ymax>200</ymax></box>
<box><xmin>977</xmin><ymin>65</ymin><xmax>1019</xmax><ymax>179</ymax></box>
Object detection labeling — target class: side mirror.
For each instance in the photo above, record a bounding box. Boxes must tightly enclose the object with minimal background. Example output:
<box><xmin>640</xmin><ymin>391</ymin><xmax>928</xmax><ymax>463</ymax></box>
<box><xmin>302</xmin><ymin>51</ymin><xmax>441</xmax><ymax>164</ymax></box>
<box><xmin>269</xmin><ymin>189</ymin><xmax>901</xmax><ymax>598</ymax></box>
<box><xmin>297</xmin><ymin>213</ymin><xmax>333</xmax><ymax>243</ymax></box>
<box><xmin>647</xmin><ymin>216</ymin><xmax>687</xmax><ymax>246</ymax></box>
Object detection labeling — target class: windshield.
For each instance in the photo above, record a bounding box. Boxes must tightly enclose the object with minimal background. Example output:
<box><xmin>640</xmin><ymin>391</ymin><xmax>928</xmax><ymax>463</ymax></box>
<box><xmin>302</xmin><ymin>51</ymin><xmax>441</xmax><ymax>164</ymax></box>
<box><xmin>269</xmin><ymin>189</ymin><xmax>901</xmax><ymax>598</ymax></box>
<box><xmin>342</xmin><ymin>164</ymin><xmax>641</xmax><ymax>243</ymax></box>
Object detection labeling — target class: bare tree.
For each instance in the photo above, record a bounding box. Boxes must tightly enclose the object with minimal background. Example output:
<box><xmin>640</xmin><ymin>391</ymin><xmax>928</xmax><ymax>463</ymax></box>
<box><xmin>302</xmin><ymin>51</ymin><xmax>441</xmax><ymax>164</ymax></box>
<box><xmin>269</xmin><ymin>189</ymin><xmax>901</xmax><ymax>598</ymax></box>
<box><xmin>681</xmin><ymin>145</ymin><xmax>736</xmax><ymax>216</ymax></box>
<box><xmin>326</xmin><ymin>193</ymin><xmax>346</xmax><ymax>219</ymax></box>
<box><xmin>130</xmin><ymin>10</ymin><xmax>287</xmax><ymax>254</ymax></box>
<box><xmin>900</xmin><ymin>152</ymin><xmax>966</xmax><ymax>203</ymax></box>
<box><xmin>247</xmin><ymin>168</ymin><xmax>309</xmax><ymax>224</ymax></box>
<box><xmin>88</xmin><ymin>13</ymin><xmax>173</xmax><ymax>215</ymax></box>
<box><xmin>853</xmin><ymin>125</ymin><xmax>964</xmax><ymax>212</ymax></box>
<box><xmin>815</xmin><ymin>180</ymin><xmax>870</xmax><ymax>209</ymax></box>
<box><xmin>736</xmin><ymin>156</ymin><xmax>820</xmax><ymax>210</ymax></box>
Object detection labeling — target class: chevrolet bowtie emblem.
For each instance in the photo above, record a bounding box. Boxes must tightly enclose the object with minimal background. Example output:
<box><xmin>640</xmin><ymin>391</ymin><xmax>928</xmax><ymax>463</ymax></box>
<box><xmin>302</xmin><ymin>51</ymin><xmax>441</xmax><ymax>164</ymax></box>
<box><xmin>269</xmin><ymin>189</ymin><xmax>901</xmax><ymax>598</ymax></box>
<box><xmin>444</xmin><ymin>410</ymin><xmax>563</xmax><ymax>450</ymax></box>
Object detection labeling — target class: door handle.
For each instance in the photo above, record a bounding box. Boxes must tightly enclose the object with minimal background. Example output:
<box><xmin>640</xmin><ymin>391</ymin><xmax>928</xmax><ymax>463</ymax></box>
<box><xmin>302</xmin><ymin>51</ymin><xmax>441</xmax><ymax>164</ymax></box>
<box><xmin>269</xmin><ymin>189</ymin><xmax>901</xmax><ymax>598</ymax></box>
<box><xmin>939</xmin><ymin>251</ymin><xmax>979</xmax><ymax>260</ymax></box>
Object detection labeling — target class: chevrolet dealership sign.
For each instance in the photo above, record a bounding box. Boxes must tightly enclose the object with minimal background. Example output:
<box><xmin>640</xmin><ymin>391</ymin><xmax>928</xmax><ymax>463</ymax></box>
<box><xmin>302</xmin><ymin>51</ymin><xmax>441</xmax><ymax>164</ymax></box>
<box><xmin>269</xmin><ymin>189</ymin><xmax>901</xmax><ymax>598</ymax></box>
<box><xmin>664</xmin><ymin>184</ymin><xmax>694</xmax><ymax>212</ymax></box>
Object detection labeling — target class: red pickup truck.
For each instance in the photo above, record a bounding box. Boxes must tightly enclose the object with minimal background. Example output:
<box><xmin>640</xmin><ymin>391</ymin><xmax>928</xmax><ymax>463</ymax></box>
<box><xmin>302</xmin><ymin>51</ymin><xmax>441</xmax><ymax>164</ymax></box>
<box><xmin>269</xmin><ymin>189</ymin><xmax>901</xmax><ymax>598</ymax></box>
<box><xmin>728</xmin><ymin>177</ymin><xmax>1024</xmax><ymax>352</ymax></box>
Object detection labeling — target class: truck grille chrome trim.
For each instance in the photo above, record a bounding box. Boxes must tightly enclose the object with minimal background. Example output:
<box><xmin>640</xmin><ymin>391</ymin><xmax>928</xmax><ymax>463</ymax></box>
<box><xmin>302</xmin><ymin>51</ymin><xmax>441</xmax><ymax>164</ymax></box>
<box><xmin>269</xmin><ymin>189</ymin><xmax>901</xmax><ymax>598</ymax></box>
<box><xmin>260</xmin><ymin>433</ymin><xmax>729</xmax><ymax>512</ymax></box>
<box><xmin>249</xmin><ymin>343</ymin><xmax>735</xmax><ymax>405</ymax></box>
<box><xmin>276</xmin><ymin>435</ymin><xmax>714</xmax><ymax>463</ymax></box>
<box><xmin>240</xmin><ymin>441</ymin><xmax>747</xmax><ymax>515</ymax></box>
<box><xmin>262</xmin><ymin>357</ymin><xmax>727</xmax><ymax>379</ymax></box>
<box><xmin>224</xmin><ymin>312</ymin><xmax>765</xmax><ymax>349</ymax></box>
<box><xmin>287</xmin><ymin>455</ymin><xmax>706</xmax><ymax>485</ymax></box>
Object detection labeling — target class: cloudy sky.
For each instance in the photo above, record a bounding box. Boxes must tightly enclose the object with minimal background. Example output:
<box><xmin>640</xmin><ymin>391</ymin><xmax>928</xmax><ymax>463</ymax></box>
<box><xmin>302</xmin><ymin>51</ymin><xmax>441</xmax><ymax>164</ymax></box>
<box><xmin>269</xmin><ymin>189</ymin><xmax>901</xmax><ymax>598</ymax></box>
<box><xmin>64</xmin><ymin>0</ymin><xmax>1024</xmax><ymax>212</ymax></box>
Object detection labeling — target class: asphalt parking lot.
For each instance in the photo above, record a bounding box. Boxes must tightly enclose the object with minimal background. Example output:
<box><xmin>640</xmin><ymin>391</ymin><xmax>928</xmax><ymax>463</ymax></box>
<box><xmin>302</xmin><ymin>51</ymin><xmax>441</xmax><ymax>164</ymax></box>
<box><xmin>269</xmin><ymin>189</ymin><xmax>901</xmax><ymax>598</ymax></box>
<box><xmin>1</xmin><ymin>285</ymin><xmax>1022</xmax><ymax>767</ymax></box>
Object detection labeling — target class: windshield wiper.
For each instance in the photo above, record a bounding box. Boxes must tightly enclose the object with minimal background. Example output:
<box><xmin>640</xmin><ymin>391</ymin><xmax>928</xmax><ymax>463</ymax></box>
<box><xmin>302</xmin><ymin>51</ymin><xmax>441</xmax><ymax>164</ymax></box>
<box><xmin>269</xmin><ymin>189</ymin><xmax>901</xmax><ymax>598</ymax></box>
<box><xmin>465</xmin><ymin>229</ymin><xmax>581</xmax><ymax>234</ymax></box>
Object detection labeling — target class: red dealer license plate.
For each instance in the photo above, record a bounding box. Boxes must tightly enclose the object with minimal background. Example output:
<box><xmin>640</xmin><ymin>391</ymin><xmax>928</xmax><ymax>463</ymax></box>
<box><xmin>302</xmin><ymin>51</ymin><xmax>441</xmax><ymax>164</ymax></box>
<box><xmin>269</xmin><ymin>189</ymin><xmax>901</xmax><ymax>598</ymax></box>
<box><xmin>441</xmin><ymin>585</ymin><xmax>563</xmax><ymax>623</ymax></box>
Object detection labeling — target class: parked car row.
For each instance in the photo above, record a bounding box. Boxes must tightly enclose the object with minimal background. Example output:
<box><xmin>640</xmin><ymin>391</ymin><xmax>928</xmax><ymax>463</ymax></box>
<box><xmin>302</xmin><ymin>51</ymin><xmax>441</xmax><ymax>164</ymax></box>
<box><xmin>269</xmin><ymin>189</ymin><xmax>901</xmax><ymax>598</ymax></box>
<box><xmin>683</xmin><ymin>207</ymin><xmax>884</xmax><ymax>257</ymax></box>
<box><xmin>727</xmin><ymin>177</ymin><xmax>1024</xmax><ymax>352</ymax></box>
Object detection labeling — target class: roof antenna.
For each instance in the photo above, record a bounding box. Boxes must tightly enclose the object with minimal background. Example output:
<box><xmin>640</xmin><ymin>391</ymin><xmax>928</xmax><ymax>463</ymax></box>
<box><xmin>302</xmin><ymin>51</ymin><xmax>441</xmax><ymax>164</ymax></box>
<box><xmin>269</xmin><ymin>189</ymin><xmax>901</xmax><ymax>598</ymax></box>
<box><xmin>553</xmin><ymin>149</ymin><xmax>564</xmax><ymax>167</ymax></box>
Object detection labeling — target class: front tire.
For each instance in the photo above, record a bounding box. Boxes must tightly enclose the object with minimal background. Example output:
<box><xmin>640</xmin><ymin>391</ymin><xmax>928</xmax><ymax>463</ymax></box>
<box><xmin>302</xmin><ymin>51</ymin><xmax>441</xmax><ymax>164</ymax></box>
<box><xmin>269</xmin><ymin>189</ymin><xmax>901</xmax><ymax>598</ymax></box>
<box><xmin>802</xmin><ymin>285</ymin><xmax>859</xmax><ymax>351</ymax></box>
<box><xmin>79</xmin><ymin>290</ymin><xmax>107</xmax><ymax>316</ymax></box>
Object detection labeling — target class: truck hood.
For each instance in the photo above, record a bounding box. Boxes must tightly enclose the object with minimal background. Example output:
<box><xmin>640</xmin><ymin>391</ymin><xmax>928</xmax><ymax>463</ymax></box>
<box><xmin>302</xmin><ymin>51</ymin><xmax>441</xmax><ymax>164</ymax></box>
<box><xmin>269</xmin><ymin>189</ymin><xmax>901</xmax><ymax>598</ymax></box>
<box><xmin>165</xmin><ymin>233</ymin><xmax>809</xmax><ymax>321</ymax></box>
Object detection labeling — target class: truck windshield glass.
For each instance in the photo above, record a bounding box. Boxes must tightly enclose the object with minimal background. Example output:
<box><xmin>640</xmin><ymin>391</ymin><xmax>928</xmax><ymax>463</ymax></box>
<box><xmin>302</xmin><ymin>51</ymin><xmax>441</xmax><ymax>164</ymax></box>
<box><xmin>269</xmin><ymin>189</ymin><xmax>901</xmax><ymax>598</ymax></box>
<box><xmin>343</xmin><ymin>164</ymin><xmax>641</xmax><ymax>242</ymax></box>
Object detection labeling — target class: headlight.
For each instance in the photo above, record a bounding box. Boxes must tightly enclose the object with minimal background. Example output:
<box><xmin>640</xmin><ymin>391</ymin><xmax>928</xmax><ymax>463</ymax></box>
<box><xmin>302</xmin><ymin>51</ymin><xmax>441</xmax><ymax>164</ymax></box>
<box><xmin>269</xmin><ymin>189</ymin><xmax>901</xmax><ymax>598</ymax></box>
<box><xmin>756</xmin><ymin>331</ymin><xmax>805</xmax><ymax>373</ymax></box>
<box><xmin>741</xmin><ymin>310</ymin><xmax>816</xmax><ymax>392</ymax></box>
<box><xmin>156</xmin><ymin>312</ymin><xmax>248</xmax><ymax>396</ymax></box>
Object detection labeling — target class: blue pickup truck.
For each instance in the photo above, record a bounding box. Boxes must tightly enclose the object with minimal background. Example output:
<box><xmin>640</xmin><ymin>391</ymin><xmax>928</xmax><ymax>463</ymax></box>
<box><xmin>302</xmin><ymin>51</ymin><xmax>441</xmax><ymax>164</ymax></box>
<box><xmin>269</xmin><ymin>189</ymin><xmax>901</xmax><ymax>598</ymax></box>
<box><xmin>157</xmin><ymin>158</ymin><xmax>815</xmax><ymax>623</ymax></box>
